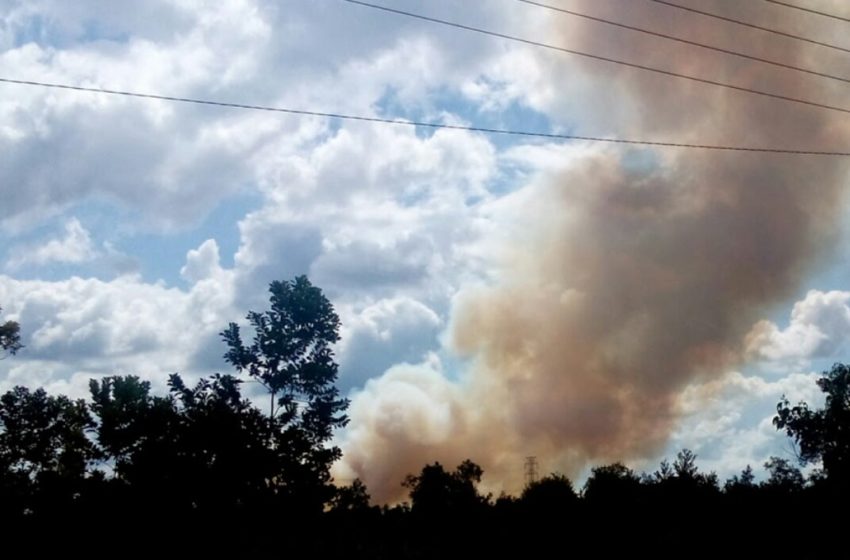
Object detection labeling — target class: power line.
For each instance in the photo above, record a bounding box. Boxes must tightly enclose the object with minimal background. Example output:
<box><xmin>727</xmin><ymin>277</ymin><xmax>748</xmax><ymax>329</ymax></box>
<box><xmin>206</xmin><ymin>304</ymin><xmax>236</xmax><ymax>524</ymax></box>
<box><xmin>649</xmin><ymin>0</ymin><xmax>850</xmax><ymax>54</ymax></box>
<box><xmin>2</xmin><ymin>77</ymin><xmax>849</xmax><ymax>156</ymax></box>
<box><xmin>763</xmin><ymin>0</ymin><xmax>850</xmax><ymax>24</ymax></box>
<box><xmin>341</xmin><ymin>0</ymin><xmax>850</xmax><ymax>116</ymax></box>
<box><xmin>515</xmin><ymin>0</ymin><xmax>850</xmax><ymax>84</ymax></box>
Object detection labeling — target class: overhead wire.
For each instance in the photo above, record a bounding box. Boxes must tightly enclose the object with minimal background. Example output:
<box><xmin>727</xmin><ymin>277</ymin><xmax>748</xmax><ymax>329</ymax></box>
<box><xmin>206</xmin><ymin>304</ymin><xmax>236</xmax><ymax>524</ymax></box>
<box><xmin>341</xmin><ymin>0</ymin><xmax>850</xmax><ymax>116</ymax></box>
<box><xmin>763</xmin><ymin>0</ymin><xmax>850</xmax><ymax>24</ymax></box>
<box><xmin>1</xmin><ymin>77</ymin><xmax>848</xmax><ymax>156</ymax></box>
<box><xmin>514</xmin><ymin>0</ymin><xmax>850</xmax><ymax>84</ymax></box>
<box><xmin>647</xmin><ymin>0</ymin><xmax>850</xmax><ymax>54</ymax></box>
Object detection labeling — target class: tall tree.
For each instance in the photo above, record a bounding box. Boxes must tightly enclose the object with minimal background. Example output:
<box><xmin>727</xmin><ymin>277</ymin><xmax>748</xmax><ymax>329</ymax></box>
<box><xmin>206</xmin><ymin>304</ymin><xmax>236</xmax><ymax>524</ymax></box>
<box><xmin>221</xmin><ymin>276</ymin><xmax>349</xmax><ymax>510</ymax></box>
<box><xmin>775</xmin><ymin>362</ymin><xmax>850</xmax><ymax>485</ymax></box>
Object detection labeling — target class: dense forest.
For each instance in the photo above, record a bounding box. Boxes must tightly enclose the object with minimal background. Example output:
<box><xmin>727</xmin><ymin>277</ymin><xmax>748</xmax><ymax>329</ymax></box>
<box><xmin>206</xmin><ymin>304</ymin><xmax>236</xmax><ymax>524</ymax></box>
<box><xmin>1</xmin><ymin>277</ymin><xmax>848</xmax><ymax>557</ymax></box>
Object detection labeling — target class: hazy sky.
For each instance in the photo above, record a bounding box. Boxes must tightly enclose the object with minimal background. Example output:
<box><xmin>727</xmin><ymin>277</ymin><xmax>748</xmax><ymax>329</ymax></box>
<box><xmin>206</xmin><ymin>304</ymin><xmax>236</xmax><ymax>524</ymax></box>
<box><xmin>2</xmin><ymin>0</ymin><xmax>850</xmax><ymax>498</ymax></box>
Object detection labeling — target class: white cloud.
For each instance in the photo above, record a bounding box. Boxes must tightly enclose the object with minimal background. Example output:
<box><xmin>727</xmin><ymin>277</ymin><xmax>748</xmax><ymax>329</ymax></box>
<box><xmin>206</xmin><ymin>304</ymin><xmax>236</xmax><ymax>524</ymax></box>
<box><xmin>0</xmin><ymin>1</ymin><xmax>536</xmax><ymax>403</ymax></box>
<box><xmin>0</xmin><ymin>0</ymin><xmax>533</xmax><ymax>234</ymax></box>
<box><xmin>666</xmin><ymin>369</ymin><xmax>825</xmax><ymax>481</ymax></box>
<box><xmin>0</xmin><ymin>0</ymin><xmax>530</xmax><ymax>405</ymax></box>
<box><xmin>3</xmin><ymin>0</ymin><xmax>848</xmax><ymax>501</ymax></box>
<box><xmin>337</xmin><ymin>297</ymin><xmax>443</xmax><ymax>389</ymax></box>
<box><xmin>0</xmin><ymin>269</ymin><xmax>236</xmax><ymax>394</ymax></box>
<box><xmin>745</xmin><ymin>290</ymin><xmax>850</xmax><ymax>367</ymax></box>
<box><xmin>6</xmin><ymin>217</ymin><xmax>96</xmax><ymax>269</ymax></box>
<box><xmin>181</xmin><ymin>238</ymin><xmax>222</xmax><ymax>284</ymax></box>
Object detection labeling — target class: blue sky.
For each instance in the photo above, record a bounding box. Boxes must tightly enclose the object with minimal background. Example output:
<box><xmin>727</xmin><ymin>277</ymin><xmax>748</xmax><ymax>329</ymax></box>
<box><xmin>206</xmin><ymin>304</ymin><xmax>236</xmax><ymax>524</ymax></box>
<box><xmin>2</xmin><ymin>0</ymin><xmax>849</xmax><ymax>501</ymax></box>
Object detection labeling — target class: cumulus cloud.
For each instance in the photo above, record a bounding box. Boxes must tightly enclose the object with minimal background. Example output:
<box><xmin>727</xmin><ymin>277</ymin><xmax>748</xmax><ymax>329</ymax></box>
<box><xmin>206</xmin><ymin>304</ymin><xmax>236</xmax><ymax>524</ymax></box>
<box><xmin>336</xmin><ymin>297</ymin><xmax>442</xmax><ymax>389</ymax></box>
<box><xmin>181</xmin><ymin>238</ymin><xmax>223</xmax><ymax>284</ymax></box>
<box><xmin>6</xmin><ymin>217</ymin><xmax>96</xmax><ymax>269</ymax></box>
<box><xmin>4</xmin><ymin>0</ymin><xmax>850</xmax><ymax>506</ymax></box>
<box><xmin>0</xmin><ymin>0</ymin><xmax>527</xmax><ymax>410</ymax></box>
<box><xmin>669</xmin><ymin>369</ymin><xmax>825</xmax><ymax>479</ymax></box>
<box><xmin>746</xmin><ymin>290</ymin><xmax>850</xmax><ymax>366</ymax></box>
<box><xmin>0</xmin><ymin>269</ymin><xmax>236</xmax><ymax>395</ymax></box>
<box><xmin>0</xmin><ymin>0</ymin><xmax>525</xmax><ymax>234</ymax></box>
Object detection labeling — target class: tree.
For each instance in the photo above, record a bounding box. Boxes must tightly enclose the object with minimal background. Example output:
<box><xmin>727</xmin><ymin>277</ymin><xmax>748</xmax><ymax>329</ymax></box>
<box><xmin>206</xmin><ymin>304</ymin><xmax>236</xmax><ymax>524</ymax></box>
<box><xmin>774</xmin><ymin>362</ymin><xmax>850</xmax><ymax>485</ymax></box>
<box><xmin>647</xmin><ymin>449</ymin><xmax>719</xmax><ymax>508</ymax></box>
<box><xmin>88</xmin><ymin>375</ymin><xmax>178</xmax><ymax>483</ymax></box>
<box><xmin>166</xmin><ymin>372</ymin><xmax>273</xmax><ymax>512</ymax></box>
<box><xmin>329</xmin><ymin>478</ymin><xmax>372</xmax><ymax>513</ymax></box>
<box><xmin>762</xmin><ymin>457</ymin><xmax>804</xmax><ymax>494</ymax></box>
<box><xmin>0</xmin><ymin>386</ymin><xmax>99</xmax><ymax>518</ymax></box>
<box><xmin>723</xmin><ymin>465</ymin><xmax>756</xmax><ymax>495</ymax></box>
<box><xmin>402</xmin><ymin>460</ymin><xmax>486</xmax><ymax>516</ymax></box>
<box><xmin>583</xmin><ymin>462</ymin><xmax>641</xmax><ymax>505</ymax></box>
<box><xmin>220</xmin><ymin>276</ymin><xmax>349</xmax><ymax>510</ymax></box>
<box><xmin>521</xmin><ymin>473</ymin><xmax>578</xmax><ymax>513</ymax></box>
<box><xmin>0</xmin><ymin>306</ymin><xmax>22</xmax><ymax>358</ymax></box>
<box><xmin>0</xmin><ymin>387</ymin><xmax>98</xmax><ymax>483</ymax></box>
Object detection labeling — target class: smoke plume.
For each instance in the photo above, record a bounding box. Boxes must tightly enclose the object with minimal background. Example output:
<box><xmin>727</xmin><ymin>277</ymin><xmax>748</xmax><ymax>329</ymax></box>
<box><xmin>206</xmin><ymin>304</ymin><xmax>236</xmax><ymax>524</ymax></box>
<box><xmin>337</xmin><ymin>0</ymin><xmax>850</xmax><ymax>502</ymax></box>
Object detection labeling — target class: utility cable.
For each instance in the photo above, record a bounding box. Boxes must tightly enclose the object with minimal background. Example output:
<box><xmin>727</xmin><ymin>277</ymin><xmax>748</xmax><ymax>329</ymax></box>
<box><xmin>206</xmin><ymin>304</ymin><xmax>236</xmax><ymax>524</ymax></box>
<box><xmin>341</xmin><ymin>0</ymin><xmax>850</xmax><ymax>116</ymax></box>
<box><xmin>1</xmin><ymin>77</ymin><xmax>848</xmax><ymax>156</ymax></box>
<box><xmin>763</xmin><ymin>0</ymin><xmax>850</xmax><ymax>24</ymax></box>
<box><xmin>649</xmin><ymin>0</ymin><xmax>850</xmax><ymax>54</ymax></box>
<box><xmin>515</xmin><ymin>0</ymin><xmax>850</xmax><ymax>84</ymax></box>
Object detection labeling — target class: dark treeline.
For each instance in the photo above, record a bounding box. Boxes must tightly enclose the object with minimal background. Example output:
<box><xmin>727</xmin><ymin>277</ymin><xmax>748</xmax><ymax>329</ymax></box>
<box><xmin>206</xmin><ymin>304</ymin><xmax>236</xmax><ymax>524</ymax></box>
<box><xmin>1</xmin><ymin>279</ymin><xmax>849</xmax><ymax>557</ymax></box>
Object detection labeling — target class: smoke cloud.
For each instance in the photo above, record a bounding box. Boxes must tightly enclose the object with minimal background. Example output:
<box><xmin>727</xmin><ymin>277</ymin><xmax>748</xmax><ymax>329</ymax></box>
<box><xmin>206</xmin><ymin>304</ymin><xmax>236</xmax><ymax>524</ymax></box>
<box><xmin>337</xmin><ymin>0</ymin><xmax>850</xmax><ymax>502</ymax></box>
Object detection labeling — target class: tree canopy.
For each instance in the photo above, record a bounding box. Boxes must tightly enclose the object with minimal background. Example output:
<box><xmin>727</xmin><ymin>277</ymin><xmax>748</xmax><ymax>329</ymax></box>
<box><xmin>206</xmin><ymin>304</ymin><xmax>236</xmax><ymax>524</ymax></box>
<box><xmin>221</xmin><ymin>275</ymin><xmax>349</xmax><ymax>511</ymax></box>
<box><xmin>0</xmin><ymin>306</ymin><xmax>22</xmax><ymax>358</ymax></box>
<box><xmin>3</xmin><ymin>286</ymin><xmax>850</xmax><ymax>555</ymax></box>
<box><xmin>775</xmin><ymin>362</ymin><xmax>850</xmax><ymax>486</ymax></box>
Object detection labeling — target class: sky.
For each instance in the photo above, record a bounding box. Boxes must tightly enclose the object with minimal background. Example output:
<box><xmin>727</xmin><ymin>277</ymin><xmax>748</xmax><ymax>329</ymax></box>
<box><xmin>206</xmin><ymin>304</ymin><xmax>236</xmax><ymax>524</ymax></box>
<box><xmin>2</xmin><ymin>0</ymin><xmax>850</xmax><ymax>501</ymax></box>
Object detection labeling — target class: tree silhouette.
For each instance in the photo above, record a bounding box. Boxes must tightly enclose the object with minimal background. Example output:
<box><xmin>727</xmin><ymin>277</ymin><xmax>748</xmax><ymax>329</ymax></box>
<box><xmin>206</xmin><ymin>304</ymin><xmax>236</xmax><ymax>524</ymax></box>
<box><xmin>762</xmin><ymin>456</ymin><xmax>804</xmax><ymax>494</ymax></box>
<box><xmin>221</xmin><ymin>276</ymin><xmax>349</xmax><ymax>512</ymax></box>
<box><xmin>775</xmin><ymin>363</ymin><xmax>850</xmax><ymax>487</ymax></box>
<box><xmin>403</xmin><ymin>460</ymin><xmax>486</xmax><ymax>516</ymax></box>
<box><xmin>647</xmin><ymin>449</ymin><xmax>720</xmax><ymax>517</ymax></box>
<box><xmin>166</xmin><ymin>373</ymin><xmax>274</xmax><ymax>513</ymax></box>
<box><xmin>330</xmin><ymin>478</ymin><xmax>372</xmax><ymax>513</ymax></box>
<box><xmin>0</xmin><ymin>306</ymin><xmax>22</xmax><ymax>358</ymax></box>
<box><xmin>0</xmin><ymin>386</ymin><xmax>98</xmax><ymax>520</ymax></box>
<box><xmin>88</xmin><ymin>375</ymin><xmax>178</xmax><ymax>486</ymax></box>
<box><xmin>583</xmin><ymin>462</ymin><xmax>641</xmax><ymax>505</ymax></box>
<box><xmin>521</xmin><ymin>473</ymin><xmax>578</xmax><ymax>514</ymax></box>
<box><xmin>87</xmin><ymin>374</ymin><xmax>190</xmax><ymax>527</ymax></box>
<box><xmin>724</xmin><ymin>465</ymin><xmax>757</xmax><ymax>496</ymax></box>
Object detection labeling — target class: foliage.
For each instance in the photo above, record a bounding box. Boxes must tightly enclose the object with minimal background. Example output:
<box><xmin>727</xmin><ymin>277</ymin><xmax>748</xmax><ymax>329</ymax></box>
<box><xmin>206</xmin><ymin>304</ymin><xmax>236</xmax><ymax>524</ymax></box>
<box><xmin>646</xmin><ymin>449</ymin><xmax>720</xmax><ymax>511</ymax></box>
<box><xmin>583</xmin><ymin>462</ymin><xmax>641</xmax><ymax>504</ymax></box>
<box><xmin>0</xmin><ymin>386</ymin><xmax>99</xmax><ymax>519</ymax></box>
<box><xmin>4</xmin><ymin>287</ymin><xmax>850</xmax><ymax>554</ymax></box>
<box><xmin>329</xmin><ymin>478</ymin><xmax>372</xmax><ymax>513</ymax></box>
<box><xmin>221</xmin><ymin>276</ymin><xmax>349</xmax><ymax>511</ymax></box>
<box><xmin>723</xmin><ymin>465</ymin><xmax>756</xmax><ymax>495</ymax></box>
<box><xmin>403</xmin><ymin>460</ymin><xmax>486</xmax><ymax>515</ymax></box>
<box><xmin>88</xmin><ymin>375</ymin><xmax>179</xmax><ymax>485</ymax></box>
<box><xmin>521</xmin><ymin>473</ymin><xmax>578</xmax><ymax>513</ymax></box>
<box><xmin>762</xmin><ymin>456</ymin><xmax>804</xmax><ymax>493</ymax></box>
<box><xmin>0</xmin><ymin>306</ymin><xmax>22</xmax><ymax>357</ymax></box>
<box><xmin>775</xmin><ymin>362</ymin><xmax>850</xmax><ymax>484</ymax></box>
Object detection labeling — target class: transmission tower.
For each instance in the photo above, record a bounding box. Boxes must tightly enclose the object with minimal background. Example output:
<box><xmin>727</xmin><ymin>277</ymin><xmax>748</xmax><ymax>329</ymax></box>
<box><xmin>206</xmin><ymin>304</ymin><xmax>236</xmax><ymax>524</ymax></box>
<box><xmin>524</xmin><ymin>456</ymin><xmax>538</xmax><ymax>487</ymax></box>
